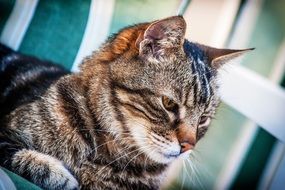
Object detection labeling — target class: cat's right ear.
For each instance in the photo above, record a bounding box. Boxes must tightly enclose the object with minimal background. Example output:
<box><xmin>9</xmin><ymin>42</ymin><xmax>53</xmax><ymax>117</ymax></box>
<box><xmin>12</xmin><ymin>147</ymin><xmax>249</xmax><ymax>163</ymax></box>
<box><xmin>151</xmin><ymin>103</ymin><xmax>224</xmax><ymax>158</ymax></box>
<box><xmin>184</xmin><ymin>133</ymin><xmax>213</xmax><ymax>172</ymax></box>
<box><xmin>197</xmin><ymin>44</ymin><xmax>255</xmax><ymax>69</ymax></box>
<box><xmin>136</xmin><ymin>16</ymin><xmax>186</xmax><ymax>61</ymax></box>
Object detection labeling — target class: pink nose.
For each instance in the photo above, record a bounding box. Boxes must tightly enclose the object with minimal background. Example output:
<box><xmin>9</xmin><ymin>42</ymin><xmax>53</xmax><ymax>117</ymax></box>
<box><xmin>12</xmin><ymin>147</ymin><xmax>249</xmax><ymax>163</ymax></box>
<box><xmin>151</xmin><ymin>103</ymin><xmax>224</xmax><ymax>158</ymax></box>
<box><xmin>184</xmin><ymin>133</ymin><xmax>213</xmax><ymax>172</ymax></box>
<box><xmin>176</xmin><ymin>123</ymin><xmax>196</xmax><ymax>153</ymax></box>
<box><xmin>180</xmin><ymin>142</ymin><xmax>194</xmax><ymax>153</ymax></box>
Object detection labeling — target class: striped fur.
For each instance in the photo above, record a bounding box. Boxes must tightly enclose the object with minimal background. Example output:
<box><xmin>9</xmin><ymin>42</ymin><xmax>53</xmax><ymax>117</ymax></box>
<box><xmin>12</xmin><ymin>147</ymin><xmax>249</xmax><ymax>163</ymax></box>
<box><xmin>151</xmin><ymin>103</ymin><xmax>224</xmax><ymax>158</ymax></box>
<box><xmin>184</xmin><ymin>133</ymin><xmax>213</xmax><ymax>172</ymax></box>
<box><xmin>0</xmin><ymin>16</ymin><xmax>247</xmax><ymax>189</ymax></box>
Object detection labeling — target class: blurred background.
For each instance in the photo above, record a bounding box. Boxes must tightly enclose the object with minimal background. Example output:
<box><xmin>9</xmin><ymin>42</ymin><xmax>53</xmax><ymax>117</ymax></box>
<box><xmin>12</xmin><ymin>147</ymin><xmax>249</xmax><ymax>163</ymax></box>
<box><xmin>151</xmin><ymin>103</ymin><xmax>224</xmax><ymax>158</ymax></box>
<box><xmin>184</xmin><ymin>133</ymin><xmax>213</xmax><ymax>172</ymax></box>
<box><xmin>0</xmin><ymin>0</ymin><xmax>285</xmax><ymax>189</ymax></box>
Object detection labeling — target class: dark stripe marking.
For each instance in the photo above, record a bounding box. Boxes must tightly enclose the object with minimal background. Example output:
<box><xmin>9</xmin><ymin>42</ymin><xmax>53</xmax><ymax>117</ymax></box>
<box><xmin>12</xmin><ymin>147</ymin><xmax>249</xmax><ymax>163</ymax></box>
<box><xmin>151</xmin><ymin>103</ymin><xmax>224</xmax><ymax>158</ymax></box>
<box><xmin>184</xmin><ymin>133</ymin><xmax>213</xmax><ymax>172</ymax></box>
<box><xmin>57</xmin><ymin>83</ymin><xmax>95</xmax><ymax>150</ymax></box>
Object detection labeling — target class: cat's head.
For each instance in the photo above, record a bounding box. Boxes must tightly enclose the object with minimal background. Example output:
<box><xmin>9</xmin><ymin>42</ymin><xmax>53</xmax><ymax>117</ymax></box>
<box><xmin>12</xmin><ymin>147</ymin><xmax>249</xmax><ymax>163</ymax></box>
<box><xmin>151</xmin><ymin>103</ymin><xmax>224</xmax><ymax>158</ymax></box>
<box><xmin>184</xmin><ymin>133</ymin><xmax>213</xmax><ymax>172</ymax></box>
<box><xmin>82</xmin><ymin>16</ymin><xmax>252</xmax><ymax>164</ymax></box>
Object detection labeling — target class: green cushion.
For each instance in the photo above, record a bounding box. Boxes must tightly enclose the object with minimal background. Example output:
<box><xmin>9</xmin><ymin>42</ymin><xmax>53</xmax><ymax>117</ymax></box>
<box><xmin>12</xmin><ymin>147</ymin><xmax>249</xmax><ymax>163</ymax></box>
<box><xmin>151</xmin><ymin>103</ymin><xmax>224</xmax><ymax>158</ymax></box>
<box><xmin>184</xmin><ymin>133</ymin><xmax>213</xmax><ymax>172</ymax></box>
<box><xmin>1</xmin><ymin>168</ymin><xmax>42</xmax><ymax>190</ymax></box>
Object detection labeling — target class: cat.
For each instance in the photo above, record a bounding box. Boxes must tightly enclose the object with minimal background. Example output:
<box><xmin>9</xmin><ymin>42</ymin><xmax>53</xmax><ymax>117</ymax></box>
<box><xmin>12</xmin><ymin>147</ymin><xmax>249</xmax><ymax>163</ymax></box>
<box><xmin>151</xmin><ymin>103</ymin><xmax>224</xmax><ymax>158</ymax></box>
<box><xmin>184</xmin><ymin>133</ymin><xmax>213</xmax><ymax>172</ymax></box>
<box><xmin>0</xmin><ymin>16</ymin><xmax>252</xmax><ymax>190</ymax></box>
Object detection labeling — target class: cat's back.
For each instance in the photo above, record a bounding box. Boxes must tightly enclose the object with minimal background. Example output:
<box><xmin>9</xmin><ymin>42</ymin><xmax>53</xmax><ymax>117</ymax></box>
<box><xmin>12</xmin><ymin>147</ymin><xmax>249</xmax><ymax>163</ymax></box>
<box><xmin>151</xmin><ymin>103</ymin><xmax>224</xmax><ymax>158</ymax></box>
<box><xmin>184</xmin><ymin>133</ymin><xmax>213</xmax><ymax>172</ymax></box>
<box><xmin>0</xmin><ymin>44</ymin><xmax>70</xmax><ymax>118</ymax></box>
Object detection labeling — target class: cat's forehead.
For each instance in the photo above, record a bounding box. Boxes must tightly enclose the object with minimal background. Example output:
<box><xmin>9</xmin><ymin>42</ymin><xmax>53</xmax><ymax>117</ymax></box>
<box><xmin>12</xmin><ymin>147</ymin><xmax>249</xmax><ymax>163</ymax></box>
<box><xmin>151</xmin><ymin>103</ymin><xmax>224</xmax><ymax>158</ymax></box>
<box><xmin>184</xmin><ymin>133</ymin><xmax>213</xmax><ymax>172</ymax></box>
<box><xmin>140</xmin><ymin>40</ymin><xmax>215</xmax><ymax>87</ymax></box>
<box><xmin>182</xmin><ymin>40</ymin><xmax>213</xmax><ymax>78</ymax></box>
<box><xmin>180</xmin><ymin>40</ymin><xmax>216</xmax><ymax>104</ymax></box>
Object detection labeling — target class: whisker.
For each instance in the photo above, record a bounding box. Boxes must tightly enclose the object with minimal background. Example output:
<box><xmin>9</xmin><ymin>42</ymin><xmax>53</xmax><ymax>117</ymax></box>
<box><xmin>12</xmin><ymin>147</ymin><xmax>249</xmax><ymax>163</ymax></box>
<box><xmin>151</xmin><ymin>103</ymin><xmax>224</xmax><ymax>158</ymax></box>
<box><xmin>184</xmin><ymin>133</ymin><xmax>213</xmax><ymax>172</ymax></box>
<box><xmin>121</xmin><ymin>146</ymin><xmax>154</xmax><ymax>173</ymax></box>
<box><xmin>180</xmin><ymin>162</ymin><xmax>186</xmax><ymax>190</ymax></box>
<box><xmin>88</xmin><ymin>135</ymin><xmax>150</xmax><ymax>155</ymax></box>
<box><xmin>185</xmin><ymin>158</ymin><xmax>206</xmax><ymax>190</ymax></box>
<box><xmin>95</xmin><ymin>146</ymin><xmax>149</xmax><ymax>176</ymax></box>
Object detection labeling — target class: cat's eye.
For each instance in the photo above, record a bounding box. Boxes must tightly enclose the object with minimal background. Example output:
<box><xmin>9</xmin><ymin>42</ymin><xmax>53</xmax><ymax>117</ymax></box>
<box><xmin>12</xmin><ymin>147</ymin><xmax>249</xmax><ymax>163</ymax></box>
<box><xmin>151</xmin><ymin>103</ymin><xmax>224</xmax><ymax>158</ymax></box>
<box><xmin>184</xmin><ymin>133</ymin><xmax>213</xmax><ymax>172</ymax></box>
<box><xmin>162</xmin><ymin>96</ymin><xmax>178</xmax><ymax>112</ymax></box>
<box><xmin>199</xmin><ymin>116</ymin><xmax>209</xmax><ymax>126</ymax></box>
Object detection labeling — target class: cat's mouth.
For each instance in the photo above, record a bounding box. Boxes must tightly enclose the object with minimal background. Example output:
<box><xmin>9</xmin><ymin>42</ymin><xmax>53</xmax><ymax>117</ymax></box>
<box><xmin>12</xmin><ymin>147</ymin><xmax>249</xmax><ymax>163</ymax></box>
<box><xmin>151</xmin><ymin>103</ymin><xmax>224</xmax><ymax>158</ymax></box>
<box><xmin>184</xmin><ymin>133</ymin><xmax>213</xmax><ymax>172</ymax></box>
<box><xmin>158</xmin><ymin>148</ymin><xmax>193</xmax><ymax>161</ymax></box>
<box><xmin>161</xmin><ymin>151</ymin><xmax>180</xmax><ymax>159</ymax></box>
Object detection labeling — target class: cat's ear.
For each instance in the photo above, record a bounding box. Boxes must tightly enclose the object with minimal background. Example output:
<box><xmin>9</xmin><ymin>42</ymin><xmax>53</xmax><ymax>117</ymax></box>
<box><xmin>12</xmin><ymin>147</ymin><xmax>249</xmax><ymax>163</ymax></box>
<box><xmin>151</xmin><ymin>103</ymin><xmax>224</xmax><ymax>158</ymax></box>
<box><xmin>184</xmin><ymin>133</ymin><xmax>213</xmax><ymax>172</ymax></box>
<box><xmin>198</xmin><ymin>44</ymin><xmax>254</xmax><ymax>69</ymax></box>
<box><xmin>136</xmin><ymin>16</ymin><xmax>186</xmax><ymax>61</ymax></box>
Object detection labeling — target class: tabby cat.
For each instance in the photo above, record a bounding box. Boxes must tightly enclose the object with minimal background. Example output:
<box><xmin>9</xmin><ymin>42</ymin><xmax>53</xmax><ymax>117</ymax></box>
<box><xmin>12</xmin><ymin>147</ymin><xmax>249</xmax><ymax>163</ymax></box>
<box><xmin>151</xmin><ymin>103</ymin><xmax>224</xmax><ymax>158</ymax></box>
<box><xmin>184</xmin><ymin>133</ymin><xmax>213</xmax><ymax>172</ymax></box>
<box><xmin>0</xmin><ymin>16</ymin><xmax>252</xmax><ymax>190</ymax></box>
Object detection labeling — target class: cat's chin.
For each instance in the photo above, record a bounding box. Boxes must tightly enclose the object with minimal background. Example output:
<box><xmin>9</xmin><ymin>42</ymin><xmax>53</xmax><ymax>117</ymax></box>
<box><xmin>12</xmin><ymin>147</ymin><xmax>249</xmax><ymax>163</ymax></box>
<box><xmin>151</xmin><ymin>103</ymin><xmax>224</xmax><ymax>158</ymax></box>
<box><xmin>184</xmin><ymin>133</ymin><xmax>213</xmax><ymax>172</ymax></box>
<box><xmin>149</xmin><ymin>149</ymin><xmax>193</xmax><ymax>164</ymax></box>
<box><xmin>144</xmin><ymin>151</ymin><xmax>190</xmax><ymax>165</ymax></box>
<box><xmin>146</xmin><ymin>151</ymin><xmax>179</xmax><ymax>164</ymax></box>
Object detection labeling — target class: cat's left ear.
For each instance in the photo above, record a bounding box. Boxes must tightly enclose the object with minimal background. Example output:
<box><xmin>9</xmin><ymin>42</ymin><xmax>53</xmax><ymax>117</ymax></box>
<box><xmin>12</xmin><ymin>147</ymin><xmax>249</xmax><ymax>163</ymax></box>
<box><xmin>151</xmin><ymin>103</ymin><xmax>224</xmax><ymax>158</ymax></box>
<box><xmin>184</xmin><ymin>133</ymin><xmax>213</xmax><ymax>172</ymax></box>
<box><xmin>198</xmin><ymin>44</ymin><xmax>254</xmax><ymax>69</ymax></box>
<box><xmin>136</xmin><ymin>16</ymin><xmax>186</xmax><ymax>61</ymax></box>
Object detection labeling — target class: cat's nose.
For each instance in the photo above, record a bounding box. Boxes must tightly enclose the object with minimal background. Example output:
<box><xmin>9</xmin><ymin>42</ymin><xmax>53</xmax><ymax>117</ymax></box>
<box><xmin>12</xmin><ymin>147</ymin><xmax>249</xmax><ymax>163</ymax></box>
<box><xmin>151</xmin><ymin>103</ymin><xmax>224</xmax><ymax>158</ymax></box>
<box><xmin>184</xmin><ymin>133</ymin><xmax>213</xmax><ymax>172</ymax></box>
<box><xmin>180</xmin><ymin>141</ymin><xmax>194</xmax><ymax>153</ymax></box>
<box><xmin>176</xmin><ymin>123</ymin><xmax>196</xmax><ymax>153</ymax></box>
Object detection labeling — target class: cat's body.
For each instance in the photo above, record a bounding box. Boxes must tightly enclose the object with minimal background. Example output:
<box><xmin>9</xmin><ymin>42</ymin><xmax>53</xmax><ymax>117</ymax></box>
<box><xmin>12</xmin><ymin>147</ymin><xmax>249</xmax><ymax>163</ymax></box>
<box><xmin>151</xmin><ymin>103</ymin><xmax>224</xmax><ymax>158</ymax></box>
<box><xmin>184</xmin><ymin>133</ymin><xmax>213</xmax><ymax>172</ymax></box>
<box><xmin>0</xmin><ymin>16</ymin><xmax>251</xmax><ymax>190</ymax></box>
<box><xmin>0</xmin><ymin>45</ymin><xmax>69</xmax><ymax>118</ymax></box>
<box><xmin>0</xmin><ymin>45</ymin><xmax>164</xmax><ymax>190</ymax></box>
